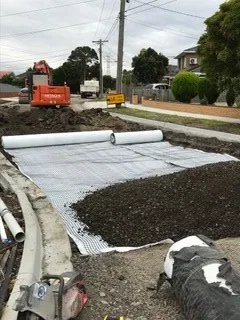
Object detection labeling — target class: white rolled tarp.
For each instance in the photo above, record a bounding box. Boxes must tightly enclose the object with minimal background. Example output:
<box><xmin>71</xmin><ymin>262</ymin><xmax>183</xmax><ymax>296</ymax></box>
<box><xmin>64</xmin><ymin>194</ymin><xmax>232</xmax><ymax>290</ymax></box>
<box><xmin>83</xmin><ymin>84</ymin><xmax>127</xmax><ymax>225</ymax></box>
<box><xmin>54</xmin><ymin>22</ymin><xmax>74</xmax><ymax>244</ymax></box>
<box><xmin>110</xmin><ymin>130</ymin><xmax>163</xmax><ymax>145</ymax></box>
<box><xmin>2</xmin><ymin>130</ymin><xmax>113</xmax><ymax>149</ymax></box>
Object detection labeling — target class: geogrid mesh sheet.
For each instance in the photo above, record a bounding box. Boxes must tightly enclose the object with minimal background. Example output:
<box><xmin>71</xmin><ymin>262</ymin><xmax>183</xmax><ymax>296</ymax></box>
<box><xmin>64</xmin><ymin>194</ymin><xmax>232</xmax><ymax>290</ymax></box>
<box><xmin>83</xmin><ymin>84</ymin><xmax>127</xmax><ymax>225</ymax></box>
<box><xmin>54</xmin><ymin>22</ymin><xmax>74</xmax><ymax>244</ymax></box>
<box><xmin>8</xmin><ymin>141</ymin><xmax>236</xmax><ymax>255</ymax></box>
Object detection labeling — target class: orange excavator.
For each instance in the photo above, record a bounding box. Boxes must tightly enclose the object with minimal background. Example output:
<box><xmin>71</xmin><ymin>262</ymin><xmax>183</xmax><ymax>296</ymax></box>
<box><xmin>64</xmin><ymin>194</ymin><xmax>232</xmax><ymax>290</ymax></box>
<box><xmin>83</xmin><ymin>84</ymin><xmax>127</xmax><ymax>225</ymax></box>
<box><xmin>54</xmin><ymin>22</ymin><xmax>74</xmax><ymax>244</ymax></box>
<box><xmin>27</xmin><ymin>60</ymin><xmax>70</xmax><ymax>107</ymax></box>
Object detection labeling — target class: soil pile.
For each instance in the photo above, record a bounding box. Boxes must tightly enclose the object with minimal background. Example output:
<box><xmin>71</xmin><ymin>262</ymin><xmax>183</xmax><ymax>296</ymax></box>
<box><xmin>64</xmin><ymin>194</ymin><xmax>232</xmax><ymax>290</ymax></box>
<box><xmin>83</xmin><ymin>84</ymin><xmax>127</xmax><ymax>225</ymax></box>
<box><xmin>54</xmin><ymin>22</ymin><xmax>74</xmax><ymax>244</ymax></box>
<box><xmin>0</xmin><ymin>106</ymin><xmax>143</xmax><ymax>136</ymax></box>
<box><xmin>72</xmin><ymin>161</ymin><xmax>240</xmax><ymax>247</ymax></box>
<box><xmin>0</xmin><ymin>106</ymin><xmax>144</xmax><ymax>162</ymax></box>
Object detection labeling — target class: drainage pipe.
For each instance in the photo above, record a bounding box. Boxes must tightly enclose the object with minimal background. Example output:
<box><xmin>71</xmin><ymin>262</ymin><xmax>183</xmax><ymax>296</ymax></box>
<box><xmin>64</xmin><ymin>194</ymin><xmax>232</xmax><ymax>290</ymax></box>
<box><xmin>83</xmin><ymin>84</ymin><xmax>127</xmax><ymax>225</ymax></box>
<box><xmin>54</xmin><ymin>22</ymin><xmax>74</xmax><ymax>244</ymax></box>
<box><xmin>110</xmin><ymin>130</ymin><xmax>163</xmax><ymax>145</ymax></box>
<box><xmin>163</xmin><ymin>235</ymin><xmax>240</xmax><ymax>320</ymax></box>
<box><xmin>2</xmin><ymin>130</ymin><xmax>113</xmax><ymax>149</ymax></box>
<box><xmin>0</xmin><ymin>198</ymin><xmax>25</xmax><ymax>243</ymax></box>
<box><xmin>0</xmin><ymin>216</ymin><xmax>7</xmax><ymax>243</ymax></box>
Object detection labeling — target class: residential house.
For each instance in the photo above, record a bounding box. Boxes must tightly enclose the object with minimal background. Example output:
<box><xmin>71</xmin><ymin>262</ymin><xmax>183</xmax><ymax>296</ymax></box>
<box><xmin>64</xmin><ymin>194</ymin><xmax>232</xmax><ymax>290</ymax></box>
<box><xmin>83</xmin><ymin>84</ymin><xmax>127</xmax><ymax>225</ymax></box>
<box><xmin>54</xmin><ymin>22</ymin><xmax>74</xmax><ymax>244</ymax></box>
<box><xmin>163</xmin><ymin>64</ymin><xmax>179</xmax><ymax>85</ymax></box>
<box><xmin>0</xmin><ymin>71</ymin><xmax>11</xmax><ymax>79</ymax></box>
<box><xmin>175</xmin><ymin>46</ymin><xmax>200</xmax><ymax>71</ymax></box>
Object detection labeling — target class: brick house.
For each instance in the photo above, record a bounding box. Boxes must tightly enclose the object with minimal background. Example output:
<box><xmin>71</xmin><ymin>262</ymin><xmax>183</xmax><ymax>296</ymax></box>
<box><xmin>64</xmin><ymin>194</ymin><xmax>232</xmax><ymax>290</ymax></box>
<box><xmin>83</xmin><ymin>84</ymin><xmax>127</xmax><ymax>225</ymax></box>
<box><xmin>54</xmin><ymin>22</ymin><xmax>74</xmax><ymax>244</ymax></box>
<box><xmin>174</xmin><ymin>46</ymin><xmax>200</xmax><ymax>71</ymax></box>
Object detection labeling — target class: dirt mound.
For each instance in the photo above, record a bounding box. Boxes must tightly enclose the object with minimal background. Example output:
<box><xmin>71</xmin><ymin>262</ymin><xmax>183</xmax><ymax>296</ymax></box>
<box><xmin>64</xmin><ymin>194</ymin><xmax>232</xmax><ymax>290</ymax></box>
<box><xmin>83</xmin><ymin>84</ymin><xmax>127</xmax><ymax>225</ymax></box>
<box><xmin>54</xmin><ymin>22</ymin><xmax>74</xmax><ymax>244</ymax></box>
<box><xmin>0</xmin><ymin>106</ymin><xmax>144</xmax><ymax>162</ymax></box>
<box><xmin>0</xmin><ymin>106</ymin><xmax>143</xmax><ymax>136</ymax></box>
<box><xmin>71</xmin><ymin>161</ymin><xmax>240</xmax><ymax>247</ymax></box>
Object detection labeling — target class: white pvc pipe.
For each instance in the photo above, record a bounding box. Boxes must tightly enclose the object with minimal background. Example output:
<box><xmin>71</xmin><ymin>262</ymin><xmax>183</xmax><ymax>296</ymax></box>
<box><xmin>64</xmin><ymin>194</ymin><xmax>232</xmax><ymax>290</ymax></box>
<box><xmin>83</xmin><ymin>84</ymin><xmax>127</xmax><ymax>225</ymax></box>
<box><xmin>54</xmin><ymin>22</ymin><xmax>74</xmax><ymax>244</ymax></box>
<box><xmin>0</xmin><ymin>198</ymin><xmax>25</xmax><ymax>243</ymax></box>
<box><xmin>0</xmin><ymin>216</ymin><xmax>7</xmax><ymax>243</ymax></box>
<box><xmin>110</xmin><ymin>130</ymin><xmax>163</xmax><ymax>145</ymax></box>
<box><xmin>2</xmin><ymin>130</ymin><xmax>113</xmax><ymax>149</ymax></box>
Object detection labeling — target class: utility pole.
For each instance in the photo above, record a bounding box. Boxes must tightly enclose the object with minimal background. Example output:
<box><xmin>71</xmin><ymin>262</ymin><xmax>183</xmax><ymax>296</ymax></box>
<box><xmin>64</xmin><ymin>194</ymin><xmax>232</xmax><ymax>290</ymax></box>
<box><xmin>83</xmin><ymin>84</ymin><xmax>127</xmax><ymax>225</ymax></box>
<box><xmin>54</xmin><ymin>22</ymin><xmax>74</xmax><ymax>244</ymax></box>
<box><xmin>116</xmin><ymin>0</ymin><xmax>129</xmax><ymax>93</ymax></box>
<box><xmin>92</xmin><ymin>39</ymin><xmax>108</xmax><ymax>99</ymax></box>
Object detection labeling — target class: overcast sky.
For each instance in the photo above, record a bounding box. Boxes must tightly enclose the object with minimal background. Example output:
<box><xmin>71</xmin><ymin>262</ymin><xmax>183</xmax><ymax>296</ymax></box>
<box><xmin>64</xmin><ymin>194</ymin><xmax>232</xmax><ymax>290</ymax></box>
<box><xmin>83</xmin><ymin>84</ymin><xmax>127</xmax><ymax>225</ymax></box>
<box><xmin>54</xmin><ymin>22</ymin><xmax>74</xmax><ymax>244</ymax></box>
<box><xmin>0</xmin><ymin>0</ymin><xmax>224</xmax><ymax>77</ymax></box>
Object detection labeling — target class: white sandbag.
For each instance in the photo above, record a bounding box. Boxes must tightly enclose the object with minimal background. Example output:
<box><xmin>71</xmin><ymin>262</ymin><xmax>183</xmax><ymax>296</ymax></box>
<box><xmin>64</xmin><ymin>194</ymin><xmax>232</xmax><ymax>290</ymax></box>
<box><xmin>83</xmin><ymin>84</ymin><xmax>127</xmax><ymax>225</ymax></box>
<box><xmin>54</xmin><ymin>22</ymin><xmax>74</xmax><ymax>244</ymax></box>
<box><xmin>110</xmin><ymin>130</ymin><xmax>163</xmax><ymax>145</ymax></box>
<box><xmin>2</xmin><ymin>130</ymin><xmax>113</xmax><ymax>149</ymax></box>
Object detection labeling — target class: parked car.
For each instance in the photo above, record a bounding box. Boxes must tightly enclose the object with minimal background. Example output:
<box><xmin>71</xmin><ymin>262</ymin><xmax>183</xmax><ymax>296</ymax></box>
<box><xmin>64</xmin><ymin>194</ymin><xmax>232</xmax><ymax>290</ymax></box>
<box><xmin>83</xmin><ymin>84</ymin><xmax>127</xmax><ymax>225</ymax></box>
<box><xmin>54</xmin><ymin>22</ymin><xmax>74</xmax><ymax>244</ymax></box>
<box><xmin>18</xmin><ymin>87</ymin><xmax>30</xmax><ymax>104</ymax></box>
<box><xmin>144</xmin><ymin>83</ymin><xmax>170</xmax><ymax>90</ymax></box>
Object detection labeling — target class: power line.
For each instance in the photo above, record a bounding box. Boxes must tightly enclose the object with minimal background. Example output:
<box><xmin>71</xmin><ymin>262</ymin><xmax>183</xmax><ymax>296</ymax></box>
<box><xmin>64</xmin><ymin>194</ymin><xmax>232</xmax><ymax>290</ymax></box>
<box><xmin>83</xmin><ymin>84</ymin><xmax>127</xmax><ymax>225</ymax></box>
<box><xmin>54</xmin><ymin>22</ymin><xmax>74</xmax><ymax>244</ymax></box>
<box><xmin>1</xmin><ymin>54</ymin><xmax>69</xmax><ymax>68</ymax></box>
<box><xmin>126</xmin><ymin>0</ymin><xmax>176</xmax><ymax>16</ymax></box>
<box><xmin>126</xmin><ymin>0</ymin><xmax>175</xmax><ymax>12</ymax></box>
<box><xmin>132</xmin><ymin>0</ymin><xmax>205</xmax><ymax>19</ymax></box>
<box><xmin>93</xmin><ymin>0</ymin><xmax>106</xmax><ymax>39</ymax></box>
<box><xmin>0</xmin><ymin>0</ymin><xmax>99</xmax><ymax>17</ymax></box>
<box><xmin>126</xmin><ymin>18</ymin><xmax>199</xmax><ymax>39</ymax></box>
<box><xmin>0</xmin><ymin>52</ymin><xmax>70</xmax><ymax>64</ymax></box>
<box><xmin>104</xmin><ymin>16</ymin><xmax>119</xmax><ymax>40</ymax></box>
<box><xmin>101</xmin><ymin>0</ymin><xmax>118</xmax><ymax>38</ymax></box>
<box><xmin>0</xmin><ymin>16</ymin><xmax>115</xmax><ymax>39</ymax></box>
<box><xmin>0</xmin><ymin>46</ymin><xmax>70</xmax><ymax>57</ymax></box>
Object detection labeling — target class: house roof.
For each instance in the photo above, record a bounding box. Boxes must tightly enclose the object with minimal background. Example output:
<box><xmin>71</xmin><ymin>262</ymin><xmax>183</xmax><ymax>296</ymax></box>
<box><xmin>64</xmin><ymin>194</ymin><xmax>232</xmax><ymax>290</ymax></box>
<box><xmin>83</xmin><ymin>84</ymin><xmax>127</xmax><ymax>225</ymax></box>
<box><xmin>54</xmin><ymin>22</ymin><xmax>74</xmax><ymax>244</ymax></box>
<box><xmin>0</xmin><ymin>83</ymin><xmax>20</xmax><ymax>93</ymax></box>
<box><xmin>189</xmin><ymin>65</ymin><xmax>204</xmax><ymax>73</ymax></box>
<box><xmin>174</xmin><ymin>46</ymin><xmax>199</xmax><ymax>59</ymax></box>
<box><xmin>16</xmin><ymin>72</ymin><xmax>28</xmax><ymax>80</ymax></box>
<box><xmin>0</xmin><ymin>71</ymin><xmax>11</xmax><ymax>79</ymax></box>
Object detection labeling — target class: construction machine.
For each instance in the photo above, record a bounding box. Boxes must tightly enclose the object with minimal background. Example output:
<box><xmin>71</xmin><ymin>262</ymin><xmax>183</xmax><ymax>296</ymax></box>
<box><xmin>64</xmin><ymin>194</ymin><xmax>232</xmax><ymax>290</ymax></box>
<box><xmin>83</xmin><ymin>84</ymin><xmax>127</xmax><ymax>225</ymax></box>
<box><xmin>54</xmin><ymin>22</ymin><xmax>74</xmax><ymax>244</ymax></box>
<box><xmin>27</xmin><ymin>60</ymin><xmax>70</xmax><ymax>108</ymax></box>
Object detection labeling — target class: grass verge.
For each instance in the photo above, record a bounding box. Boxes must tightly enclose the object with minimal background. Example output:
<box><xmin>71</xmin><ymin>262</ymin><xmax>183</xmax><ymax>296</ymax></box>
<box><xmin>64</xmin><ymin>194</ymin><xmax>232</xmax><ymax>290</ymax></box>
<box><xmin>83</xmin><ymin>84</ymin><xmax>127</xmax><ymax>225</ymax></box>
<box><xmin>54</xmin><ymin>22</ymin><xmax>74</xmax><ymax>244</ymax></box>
<box><xmin>107</xmin><ymin>107</ymin><xmax>240</xmax><ymax>135</ymax></box>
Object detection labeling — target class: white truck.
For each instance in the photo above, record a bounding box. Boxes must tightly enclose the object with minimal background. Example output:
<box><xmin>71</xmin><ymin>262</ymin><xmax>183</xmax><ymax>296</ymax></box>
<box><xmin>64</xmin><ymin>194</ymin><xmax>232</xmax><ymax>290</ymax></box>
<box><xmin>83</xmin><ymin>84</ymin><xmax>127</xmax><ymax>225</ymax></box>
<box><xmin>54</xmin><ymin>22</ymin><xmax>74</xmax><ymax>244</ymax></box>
<box><xmin>80</xmin><ymin>80</ymin><xmax>100</xmax><ymax>99</ymax></box>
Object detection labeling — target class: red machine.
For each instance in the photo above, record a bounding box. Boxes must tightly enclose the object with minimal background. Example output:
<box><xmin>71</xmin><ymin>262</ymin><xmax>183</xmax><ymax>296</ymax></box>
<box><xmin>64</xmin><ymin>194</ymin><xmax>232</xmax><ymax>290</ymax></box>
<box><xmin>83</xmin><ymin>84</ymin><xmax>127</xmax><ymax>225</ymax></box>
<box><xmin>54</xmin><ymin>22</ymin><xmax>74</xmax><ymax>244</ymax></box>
<box><xmin>28</xmin><ymin>60</ymin><xmax>70</xmax><ymax>107</ymax></box>
<box><xmin>14</xmin><ymin>272</ymin><xmax>88</xmax><ymax>319</ymax></box>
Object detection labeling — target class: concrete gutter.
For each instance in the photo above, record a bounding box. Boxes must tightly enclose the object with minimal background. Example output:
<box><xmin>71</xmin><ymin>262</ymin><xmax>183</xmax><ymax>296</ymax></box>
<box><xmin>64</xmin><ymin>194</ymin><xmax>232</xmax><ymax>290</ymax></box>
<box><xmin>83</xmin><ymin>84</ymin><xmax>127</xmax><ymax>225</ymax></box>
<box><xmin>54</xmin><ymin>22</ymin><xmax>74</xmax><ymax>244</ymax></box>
<box><xmin>111</xmin><ymin>113</ymin><xmax>240</xmax><ymax>144</ymax></box>
<box><xmin>0</xmin><ymin>152</ymin><xmax>73</xmax><ymax>319</ymax></box>
<box><xmin>0</xmin><ymin>172</ymin><xmax>42</xmax><ymax>320</ymax></box>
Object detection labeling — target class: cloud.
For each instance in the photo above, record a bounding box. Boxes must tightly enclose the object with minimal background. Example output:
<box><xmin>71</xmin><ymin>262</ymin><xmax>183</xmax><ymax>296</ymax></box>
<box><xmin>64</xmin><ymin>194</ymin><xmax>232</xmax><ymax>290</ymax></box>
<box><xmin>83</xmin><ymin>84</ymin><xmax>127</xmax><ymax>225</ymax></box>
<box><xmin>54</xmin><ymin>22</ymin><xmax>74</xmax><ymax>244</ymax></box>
<box><xmin>0</xmin><ymin>0</ymin><xmax>224</xmax><ymax>76</ymax></box>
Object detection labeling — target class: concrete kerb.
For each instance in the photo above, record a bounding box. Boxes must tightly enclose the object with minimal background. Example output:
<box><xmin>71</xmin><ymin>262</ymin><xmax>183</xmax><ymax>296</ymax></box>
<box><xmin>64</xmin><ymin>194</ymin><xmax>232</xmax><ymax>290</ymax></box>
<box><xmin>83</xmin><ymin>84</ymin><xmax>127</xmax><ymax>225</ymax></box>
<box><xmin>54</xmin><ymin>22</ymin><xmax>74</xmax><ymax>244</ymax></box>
<box><xmin>110</xmin><ymin>113</ymin><xmax>240</xmax><ymax>144</ymax></box>
<box><xmin>0</xmin><ymin>152</ymin><xmax>73</xmax><ymax>318</ymax></box>
<box><xmin>0</xmin><ymin>171</ymin><xmax>42</xmax><ymax>320</ymax></box>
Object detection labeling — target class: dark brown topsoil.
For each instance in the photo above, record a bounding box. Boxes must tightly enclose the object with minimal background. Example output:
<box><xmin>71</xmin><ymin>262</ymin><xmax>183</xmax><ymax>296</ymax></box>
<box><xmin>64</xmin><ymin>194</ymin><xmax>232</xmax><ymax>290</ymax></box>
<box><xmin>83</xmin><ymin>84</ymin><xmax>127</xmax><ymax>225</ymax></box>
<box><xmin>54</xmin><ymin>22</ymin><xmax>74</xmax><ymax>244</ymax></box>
<box><xmin>0</xmin><ymin>105</ymin><xmax>144</xmax><ymax>162</ymax></box>
<box><xmin>0</xmin><ymin>104</ymin><xmax>240</xmax><ymax>160</ymax></box>
<box><xmin>71</xmin><ymin>161</ymin><xmax>240</xmax><ymax>247</ymax></box>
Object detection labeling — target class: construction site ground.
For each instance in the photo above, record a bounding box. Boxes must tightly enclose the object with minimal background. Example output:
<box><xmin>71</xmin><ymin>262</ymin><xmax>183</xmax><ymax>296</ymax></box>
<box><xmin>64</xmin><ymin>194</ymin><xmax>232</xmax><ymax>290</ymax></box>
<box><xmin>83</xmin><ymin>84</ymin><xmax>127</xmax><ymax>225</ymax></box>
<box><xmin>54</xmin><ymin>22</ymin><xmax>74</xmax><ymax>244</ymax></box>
<box><xmin>0</xmin><ymin>101</ymin><xmax>240</xmax><ymax>319</ymax></box>
<box><xmin>0</xmin><ymin>188</ymin><xmax>23</xmax><ymax>314</ymax></box>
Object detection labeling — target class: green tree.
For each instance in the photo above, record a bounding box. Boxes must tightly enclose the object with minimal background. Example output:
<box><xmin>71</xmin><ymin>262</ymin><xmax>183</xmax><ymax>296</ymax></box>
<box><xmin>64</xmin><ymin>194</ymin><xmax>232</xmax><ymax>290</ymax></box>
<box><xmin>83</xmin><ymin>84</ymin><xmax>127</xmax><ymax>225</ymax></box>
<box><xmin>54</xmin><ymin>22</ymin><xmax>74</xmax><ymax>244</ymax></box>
<box><xmin>132</xmin><ymin>48</ymin><xmax>168</xmax><ymax>84</ymax></box>
<box><xmin>68</xmin><ymin>46</ymin><xmax>99</xmax><ymax>84</ymax></box>
<box><xmin>52</xmin><ymin>46</ymin><xmax>100</xmax><ymax>93</ymax></box>
<box><xmin>226</xmin><ymin>87</ymin><xmax>236</xmax><ymax>107</ymax></box>
<box><xmin>172</xmin><ymin>72</ymin><xmax>199</xmax><ymax>103</ymax></box>
<box><xmin>52</xmin><ymin>66</ymin><xmax>66</xmax><ymax>86</ymax></box>
<box><xmin>103</xmin><ymin>75</ymin><xmax>116</xmax><ymax>91</ymax></box>
<box><xmin>198</xmin><ymin>77</ymin><xmax>219</xmax><ymax>104</ymax></box>
<box><xmin>0</xmin><ymin>72</ymin><xmax>24</xmax><ymax>87</ymax></box>
<box><xmin>122</xmin><ymin>69</ymin><xmax>137</xmax><ymax>85</ymax></box>
<box><xmin>198</xmin><ymin>0</ymin><xmax>240</xmax><ymax>94</ymax></box>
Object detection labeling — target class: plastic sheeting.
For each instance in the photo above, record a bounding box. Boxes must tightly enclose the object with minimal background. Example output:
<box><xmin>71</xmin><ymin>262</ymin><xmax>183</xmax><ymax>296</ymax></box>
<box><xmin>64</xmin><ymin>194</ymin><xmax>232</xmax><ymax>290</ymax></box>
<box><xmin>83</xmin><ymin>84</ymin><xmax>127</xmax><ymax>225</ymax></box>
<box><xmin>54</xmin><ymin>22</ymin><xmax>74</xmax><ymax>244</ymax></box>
<box><xmin>110</xmin><ymin>130</ymin><xmax>163</xmax><ymax>145</ymax></box>
<box><xmin>5</xmin><ymin>140</ymin><xmax>237</xmax><ymax>255</ymax></box>
<box><xmin>2</xmin><ymin>130</ymin><xmax>113</xmax><ymax>149</ymax></box>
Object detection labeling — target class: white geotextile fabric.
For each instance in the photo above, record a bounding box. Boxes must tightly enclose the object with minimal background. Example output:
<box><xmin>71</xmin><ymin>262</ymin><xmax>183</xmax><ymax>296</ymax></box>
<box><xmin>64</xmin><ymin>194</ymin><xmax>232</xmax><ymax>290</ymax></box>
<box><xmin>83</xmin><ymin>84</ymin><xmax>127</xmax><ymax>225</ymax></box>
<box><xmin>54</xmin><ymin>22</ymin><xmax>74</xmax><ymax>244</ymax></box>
<box><xmin>7</xmin><ymin>141</ymin><xmax>236</xmax><ymax>255</ymax></box>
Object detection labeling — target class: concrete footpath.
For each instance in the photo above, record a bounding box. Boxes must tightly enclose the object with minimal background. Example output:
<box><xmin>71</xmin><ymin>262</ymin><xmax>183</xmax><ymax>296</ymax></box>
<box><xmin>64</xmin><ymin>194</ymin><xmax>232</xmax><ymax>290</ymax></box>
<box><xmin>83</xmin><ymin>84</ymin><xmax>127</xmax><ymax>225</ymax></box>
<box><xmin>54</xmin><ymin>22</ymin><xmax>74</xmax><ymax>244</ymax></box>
<box><xmin>111</xmin><ymin>113</ymin><xmax>240</xmax><ymax>144</ymax></box>
<box><xmin>79</xmin><ymin>100</ymin><xmax>240</xmax><ymax>124</ymax></box>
